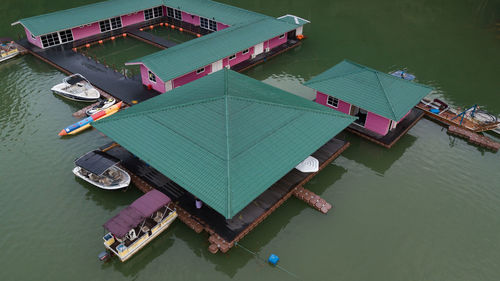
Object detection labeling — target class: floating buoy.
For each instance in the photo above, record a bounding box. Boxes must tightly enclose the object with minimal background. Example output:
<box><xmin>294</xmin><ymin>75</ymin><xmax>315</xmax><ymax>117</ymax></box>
<box><xmin>179</xmin><ymin>28</ymin><xmax>183</xmax><ymax>32</ymax></box>
<box><xmin>160</xmin><ymin>23</ymin><xmax>164</xmax><ymax>26</ymax></box>
<box><xmin>147</xmin><ymin>84</ymin><xmax>152</xmax><ymax>90</ymax></box>
<box><xmin>196</xmin><ymin>34</ymin><xmax>201</xmax><ymax>38</ymax></box>
<box><xmin>149</xmin><ymin>25</ymin><xmax>154</xmax><ymax>30</ymax></box>
<box><xmin>132</xmin><ymin>100</ymin><xmax>138</xmax><ymax>104</ymax></box>
<box><xmin>98</xmin><ymin>40</ymin><xmax>103</xmax><ymax>44</ymax></box>
<box><xmin>85</xmin><ymin>43</ymin><xmax>90</xmax><ymax>48</ymax></box>
<box><xmin>268</xmin><ymin>254</ymin><xmax>279</xmax><ymax>266</ymax></box>
<box><xmin>139</xmin><ymin>28</ymin><xmax>143</xmax><ymax>31</ymax></box>
<box><xmin>165</xmin><ymin>23</ymin><xmax>169</xmax><ymax>27</ymax></box>
<box><xmin>296</xmin><ymin>34</ymin><xmax>304</xmax><ymax>40</ymax></box>
<box><xmin>122</xmin><ymin>33</ymin><xmax>127</xmax><ymax>37</ymax></box>
<box><xmin>171</xmin><ymin>25</ymin><xmax>175</xmax><ymax>29</ymax></box>
<box><xmin>111</xmin><ymin>36</ymin><xmax>115</xmax><ymax>40</ymax></box>
<box><xmin>72</xmin><ymin>48</ymin><xmax>77</xmax><ymax>52</ymax></box>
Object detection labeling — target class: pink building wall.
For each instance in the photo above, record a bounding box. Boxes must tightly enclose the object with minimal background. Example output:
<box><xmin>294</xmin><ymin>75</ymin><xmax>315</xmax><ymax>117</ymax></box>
<box><xmin>140</xmin><ymin>64</ymin><xmax>166</xmax><ymax>93</ymax></box>
<box><xmin>267</xmin><ymin>33</ymin><xmax>287</xmax><ymax>49</ymax></box>
<box><xmin>122</xmin><ymin>12</ymin><xmax>145</xmax><ymax>27</ymax></box>
<box><xmin>72</xmin><ymin>22</ymin><xmax>101</xmax><ymax>40</ymax></box>
<box><xmin>217</xmin><ymin>22</ymin><xmax>230</xmax><ymax>31</ymax></box>
<box><xmin>224</xmin><ymin>47</ymin><xmax>254</xmax><ymax>68</ymax></box>
<box><xmin>24</xmin><ymin>28</ymin><xmax>42</xmax><ymax>48</ymax></box>
<box><xmin>315</xmin><ymin>92</ymin><xmax>351</xmax><ymax>114</ymax></box>
<box><xmin>315</xmin><ymin>91</ymin><xmax>392</xmax><ymax>136</ymax></box>
<box><xmin>181</xmin><ymin>12</ymin><xmax>200</xmax><ymax>25</ymax></box>
<box><xmin>173</xmin><ymin>64</ymin><xmax>212</xmax><ymax>88</ymax></box>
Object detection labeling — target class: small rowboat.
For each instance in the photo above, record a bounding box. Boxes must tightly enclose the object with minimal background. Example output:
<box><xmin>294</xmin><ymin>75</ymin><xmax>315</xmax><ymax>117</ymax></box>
<box><xmin>59</xmin><ymin>101</ymin><xmax>122</xmax><ymax>136</ymax></box>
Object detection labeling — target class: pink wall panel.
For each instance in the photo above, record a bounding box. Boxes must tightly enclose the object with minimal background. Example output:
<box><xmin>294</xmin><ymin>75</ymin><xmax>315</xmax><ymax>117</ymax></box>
<box><xmin>227</xmin><ymin>47</ymin><xmax>254</xmax><ymax>67</ymax></box>
<box><xmin>173</xmin><ymin>64</ymin><xmax>212</xmax><ymax>88</ymax></box>
<box><xmin>72</xmin><ymin>22</ymin><xmax>101</xmax><ymax>40</ymax></box>
<box><xmin>122</xmin><ymin>12</ymin><xmax>145</xmax><ymax>27</ymax></box>
<box><xmin>140</xmin><ymin>64</ymin><xmax>166</xmax><ymax>93</ymax></box>
<box><xmin>267</xmin><ymin>33</ymin><xmax>287</xmax><ymax>49</ymax></box>
<box><xmin>365</xmin><ymin>112</ymin><xmax>391</xmax><ymax>136</ymax></box>
<box><xmin>217</xmin><ymin>22</ymin><xmax>230</xmax><ymax>30</ymax></box>
<box><xmin>182</xmin><ymin>12</ymin><xmax>200</xmax><ymax>25</ymax></box>
<box><xmin>25</xmin><ymin>28</ymin><xmax>43</xmax><ymax>48</ymax></box>
<box><xmin>315</xmin><ymin>92</ymin><xmax>351</xmax><ymax>114</ymax></box>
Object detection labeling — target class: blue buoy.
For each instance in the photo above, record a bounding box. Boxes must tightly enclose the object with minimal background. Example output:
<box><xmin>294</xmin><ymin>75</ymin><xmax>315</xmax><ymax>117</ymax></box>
<box><xmin>268</xmin><ymin>254</ymin><xmax>279</xmax><ymax>266</ymax></box>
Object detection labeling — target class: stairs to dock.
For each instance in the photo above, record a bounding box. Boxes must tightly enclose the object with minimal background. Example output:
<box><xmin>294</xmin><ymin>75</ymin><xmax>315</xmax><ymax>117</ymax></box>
<box><xmin>293</xmin><ymin>186</ymin><xmax>333</xmax><ymax>214</ymax></box>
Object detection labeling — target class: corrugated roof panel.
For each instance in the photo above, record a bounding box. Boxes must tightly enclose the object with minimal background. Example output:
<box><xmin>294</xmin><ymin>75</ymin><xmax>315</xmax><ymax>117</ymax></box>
<box><xmin>129</xmin><ymin>18</ymin><xmax>299</xmax><ymax>82</ymax></box>
<box><xmin>304</xmin><ymin>60</ymin><xmax>433</xmax><ymax>120</ymax></box>
<box><xmin>93</xmin><ymin>69</ymin><xmax>355</xmax><ymax>218</ymax></box>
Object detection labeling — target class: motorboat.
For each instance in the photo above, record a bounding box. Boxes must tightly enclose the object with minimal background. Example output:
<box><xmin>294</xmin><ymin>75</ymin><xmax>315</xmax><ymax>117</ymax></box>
<box><xmin>390</xmin><ymin>70</ymin><xmax>415</xmax><ymax>81</ymax></box>
<box><xmin>51</xmin><ymin>74</ymin><xmax>100</xmax><ymax>102</ymax></box>
<box><xmin>86</xmin><ymin>98</ymin><xmax>116</xmax><ymax>116</ymax></box>
<box><xmin>73</xmin><ymin>150</ymin><xmax>130</xmax><ymax>190</ymax></box>
<box><xmin>102</xmin><ymin>189</ymin><xmax>178</xmax><ymax>262</ymax></box>
<box><xmin>0</xmin><ymin>41</ymin><xmax>20</xmax><ymax>63</ymax></box>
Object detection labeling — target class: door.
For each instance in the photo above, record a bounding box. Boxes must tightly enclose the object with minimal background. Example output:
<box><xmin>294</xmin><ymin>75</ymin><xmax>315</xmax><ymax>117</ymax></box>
<box><xmin>351</xmin><ymin>106</ymin><xmax>367</xmax><ymax>127</ymax></box>
<box><xmin>165</xmin><ymin>80</ymin><xmax>173</xmax><ymax>92</ymax></box>
<box><xmin>253</xmin><ymin>42</ymin><xmax>264</xmax><ymax>57</ymax></box>
<box><xmin>211</xmin><ymin>60</ymin><xmax>223</xmax><ymax>73</ymax></box>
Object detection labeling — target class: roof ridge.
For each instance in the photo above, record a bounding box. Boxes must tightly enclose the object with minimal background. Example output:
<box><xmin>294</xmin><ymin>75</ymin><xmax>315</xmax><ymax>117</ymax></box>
<box><xmin>305</xmin><ymin>65</ymin><xmax>364</xmax><ymax>85</ymax></box>
<box><xmin>223</xmin><ymin>70</ymin><xmax>231</xmax><ymax>218</ymax></box>
<box><xmin>227</xmin><ymin>95</ymin><xmax>357</xmax><ymax>121</ymax></box>
<box><xmin>374</xmin><ymin>72</ymin><xmax>397</xmax><ymax>120</ymax></box>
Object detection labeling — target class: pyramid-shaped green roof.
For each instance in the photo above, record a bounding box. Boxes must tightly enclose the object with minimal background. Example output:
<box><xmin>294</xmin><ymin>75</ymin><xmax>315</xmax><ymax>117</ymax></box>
<box><xmin>304</xmin><ymin>60</ymin><xmax>433</xmax><ymax>121</ymax></box>
<box><xmin>93</xmin><ymin>69</ymin><xmax>355</xmax><ymax>218</ymax></box>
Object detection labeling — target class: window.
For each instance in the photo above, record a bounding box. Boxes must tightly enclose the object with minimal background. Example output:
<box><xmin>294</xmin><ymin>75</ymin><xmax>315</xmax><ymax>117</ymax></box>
<box><xmin>196</xmin><ymin>68</ymin><xmax>205</xmax><ymax>74</ymax></box>
<box><xmin>99</xmin><ymin>19</ymin><xmax>111</xmax><ymax>32</ymax></box>
<box><xmin>279</xmin><ymin>33</ymin><xmax>285</xmax><ymax>39</ymax></box>
<box><xmin>144</xmin><ymin>8</ymin><xmax>154</xmax><ymax>20</ymax></box>
<box><xmin>166</xmin><ymin>7</ymin><xmax>181</xmax><ymax>20</ymax></box>
<box><xmin>148</xmin><ymin>70</ymin><xmax>156</xmax><ymax>83</ymax></box>
<box><xmin>31</xmin><ymin>33</ymin><xmax>36</xmax><ymax>40</ymax></box>
<box><xmin>153</xmin><ymin>6</ymin><xmax>163</xmax><ymax>18</ymax></box>
<box><xmin>40</xmin><ymin>32</ymin><xmax>60</xmax><ymax>48</ymax></box>
<box><xmin>229</xmin><ymin>54</ymin><xmax>236</xmax><ymax>60</ymax></box>
<box><xmin>110</xmin><ymin>17</ymin><xmax>122</xmax><ymax>30</ymax></box>
<box><xmin>200</xmin><ymin>17</ymin><xmax>217</xmax><ymax>31</ymax></box>
<box><xmin>242</xmin><ymin>49</ymin><xmax>249</xmax><ymax>55</ymax></box>
<box><xmin>59</xmin><ymin>29</ymin><xmax>73</xmax><ymax>43</ymax></box>
<box><xmin>327</xmin><ymin>96</ymin><xmax>339</xmax><ymax>108</ymax></box>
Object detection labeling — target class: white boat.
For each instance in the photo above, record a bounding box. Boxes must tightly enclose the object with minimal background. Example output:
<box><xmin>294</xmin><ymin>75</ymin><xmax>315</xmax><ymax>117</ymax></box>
<box><xmin>0</xmin><ymin>42</ymin><xmax>20</xmax><ymax>63</ymax></box>
<box><xmin>85</xmin><ymin>98</ymin><xmax>116</xmax><ymax>116</ymax></box>
<box><xmin>103</xmin><ymin>190</ymin><xmax>178</xmax><ymax>262</ymax></box>
<box><xmin>51</xmin><ymin>74</ymin><xmax>100</xmax><ymax>102</ymax></box>
<box><xmin>73</xmin><ymin>150</ymin><xmax>130</xmax><ymax>190</ymax></box>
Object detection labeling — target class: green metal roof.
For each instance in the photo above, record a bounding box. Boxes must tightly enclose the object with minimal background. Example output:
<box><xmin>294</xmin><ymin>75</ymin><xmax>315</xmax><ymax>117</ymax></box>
<box><xmin>304</xmin><ymin>60</ymin><xmax>434</xmax><ymax>121</ymax></box>
<box><xmin>16</xmin><ymin>0</ymin><xmax>164</xmax><ymax>36</ymax></box>
<box><xmin>277</xmin><ymin>15</ymin><xmax>310</xmax><ymax>26</ymax></box>
<box><xmin>128</xmin><ymin>17</ymin><xmax>299</xmax><ymax>82</ymax></box>
<box><xmin>93</xmin><ymin>69</ymin><xmax>355</xmax><ymax>219</ymax></box>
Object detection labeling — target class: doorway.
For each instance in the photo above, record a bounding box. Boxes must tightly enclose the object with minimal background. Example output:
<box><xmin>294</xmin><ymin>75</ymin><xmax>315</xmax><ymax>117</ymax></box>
<box><xmin>351</xmin><ymin>106</ymin><xmax>367</xmax><ymax>127</ymax></box>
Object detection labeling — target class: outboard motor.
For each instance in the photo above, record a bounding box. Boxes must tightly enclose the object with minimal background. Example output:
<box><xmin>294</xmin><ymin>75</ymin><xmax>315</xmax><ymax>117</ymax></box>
<box><xmin>98</xmin><ymin>251</ymin><xmax>110</xmax><ymax>262</ymax></box>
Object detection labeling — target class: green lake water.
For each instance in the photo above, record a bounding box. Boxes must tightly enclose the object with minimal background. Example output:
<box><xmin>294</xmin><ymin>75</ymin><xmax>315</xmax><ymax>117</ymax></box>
<box><xmin>1</xmin><ymin>1</ymin><xmax>499</xmax><ymax>280</ymax></box>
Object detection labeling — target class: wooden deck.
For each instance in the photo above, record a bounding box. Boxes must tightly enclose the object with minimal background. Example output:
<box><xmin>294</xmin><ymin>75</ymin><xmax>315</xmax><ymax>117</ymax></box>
<box><xmin>102</xmin><ymin>137</ymin><xmax>349</xmax><ymax>253</ymax></box>
<box><xmin>447</xmin><ymin>125</ymin><xmax>500</xmax><ymax>151</ymax></box>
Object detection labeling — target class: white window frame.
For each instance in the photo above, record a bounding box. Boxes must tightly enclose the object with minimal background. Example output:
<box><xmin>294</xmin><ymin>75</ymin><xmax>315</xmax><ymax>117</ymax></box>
<box><xmin>31</xmin><ymin>33</ymin><xmax>36</xmax><ymax>40</ymax></box>
<box><xmin>242</xmin><ymin>49</ymin><xmax>249</xmax><ymax>55</ymax></box>
<box><xmin>326</xmin><ymin>96</ymin><xmax>339</xmax><ymax>108</ymax></box>
<box><xmin>148</xmin><ymin>70</ymin><xmax>156</xmax><ymax>83</ymax></box>
<box><xmin>200</xmin><ymin>17</ymin><xmax>217</xmax><ymax>31</ymax></box>
<box><xmin>99</xmin><ymin>19</ymin><xmax>112</xmax><ymax>33</ymax></box>
<box><xmin>196</xmin><ymin>68</ymin><xmax>205</xmax><ymax>74</ymax></box>
<box><xmin>58</xmin><ymin>29</ymin><xmax>74</xmax><ymax>44</ymax></box>
<box><xmin>279</xmin><ymin>33</ymin><xmax>285</xmax><ymax>39</ymax></box>
<box><xmin>228</xmin><ymin>54</ymin><xmax>236</xmax><ymax>60</ymax></box>
<box><xmin>40</xmin><ymin>32</ymin><xmax>61</xmax><ymax>48</ymax></box>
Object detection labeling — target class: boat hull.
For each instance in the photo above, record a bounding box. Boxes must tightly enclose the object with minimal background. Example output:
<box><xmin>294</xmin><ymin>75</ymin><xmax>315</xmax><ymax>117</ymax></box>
<box><xmin>51</xmin><ymin>82</ymin><xmax>100</xmax><ymax>102</ymax></box>
<box><xmin>0</xmin><ymin>51</ymin><xmax>19</xmax><ymax>63</ymax></box>
<box><xmin>72</xmin><ymin>166</ymin><xmax>130</xmax><ymax>190</ymax></box>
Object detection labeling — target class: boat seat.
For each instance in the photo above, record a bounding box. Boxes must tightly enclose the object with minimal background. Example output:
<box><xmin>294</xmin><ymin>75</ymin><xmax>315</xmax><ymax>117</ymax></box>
<box><xmin>153</xmin><ymin>211</ymin><xmax>163</xmax><ymax>223</ymax></box>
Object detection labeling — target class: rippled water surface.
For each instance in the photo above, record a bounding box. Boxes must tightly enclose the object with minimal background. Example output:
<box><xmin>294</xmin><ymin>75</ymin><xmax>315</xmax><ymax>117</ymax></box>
<box><xmin>0</xmin><ymin>0</ymin><xmax>499</xmax><ymax>280</ymax></box>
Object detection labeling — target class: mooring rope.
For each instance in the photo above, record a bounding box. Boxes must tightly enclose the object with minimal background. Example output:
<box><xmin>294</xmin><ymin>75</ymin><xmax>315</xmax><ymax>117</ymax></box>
<box><xmin>235</xmin><ymin>242</ymin><xmax>300</xmax><ymax>279</ymax></box>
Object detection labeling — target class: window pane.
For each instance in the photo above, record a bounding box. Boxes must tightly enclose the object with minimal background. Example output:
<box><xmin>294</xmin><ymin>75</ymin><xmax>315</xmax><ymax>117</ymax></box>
<box><xmin>110</xmin><ymin>17</ymin><xmax>122</xmax><ymax>29</ymax></box>
<box><xmin>167</xmin><ymin>7</ymin><xmax>174</xmax><ymax>18</ymax></box>
<box><xmin>174</xmin><ymin>9</ymin><xmax>182</xmax><ymax>20</ymax></box>
<box><xmin>144</xmin><ymin>9</ymin><xmax>153</xmax><ymax>20</ymax></box>
<box><xmin>209</xmin><ymin>20</ymin><xmax>217</xmax><ymax>31</ymax></box>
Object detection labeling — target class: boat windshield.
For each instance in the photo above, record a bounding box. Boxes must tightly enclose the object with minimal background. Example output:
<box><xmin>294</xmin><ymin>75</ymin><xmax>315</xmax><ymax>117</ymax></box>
<box><xmin>66</xmin><ymin>75</ymin><xmax>87</xmax><ymax>85</ymax></box>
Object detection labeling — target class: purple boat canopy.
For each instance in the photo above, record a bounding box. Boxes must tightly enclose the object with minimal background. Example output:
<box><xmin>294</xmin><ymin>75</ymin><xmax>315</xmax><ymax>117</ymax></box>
<box><xmin>104</xmin><ymin>189</ymin><xmax>171</xmax><ymax>239</ymax></box>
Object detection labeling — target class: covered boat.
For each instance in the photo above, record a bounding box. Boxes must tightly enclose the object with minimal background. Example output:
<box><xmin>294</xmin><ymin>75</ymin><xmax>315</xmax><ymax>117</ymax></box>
<box><xmin>73</xmin><ymin>150</ymin><xmax>130</xmax><ymax>190</ymax></box>
<box><xmin>0</xmin><ymin>41</ymin><xmax>19</xmax><ymax>63</ymax></box>
<box><xmin>51</xmin><ymin>74</ymin><xmax>100</xmax><ymax>102</ymax></box>
<box><xmin>103</xmin><ymin>189</ymin><xmax>177</xmax><ymax>262</ymax></box>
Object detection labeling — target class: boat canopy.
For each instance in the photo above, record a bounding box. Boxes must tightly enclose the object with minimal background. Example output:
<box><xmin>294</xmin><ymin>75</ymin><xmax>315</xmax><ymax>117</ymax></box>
<box><xmin>66</xmin><ymin>74</ymin><xmax>87</xmax><ymax>85</ymax></box>
<box><xmin>75</xmin><ymin>150</ymin><xmax>120</xmax><ymax>175</ymax></box>
<box><xmin>104</xmin><ymin>189</ymin><xmax>171</xmax><ymax>238</ymax></box>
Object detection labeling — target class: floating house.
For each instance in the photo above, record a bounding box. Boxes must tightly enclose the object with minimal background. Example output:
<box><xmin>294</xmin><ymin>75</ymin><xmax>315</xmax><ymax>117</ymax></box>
<box><xmin>127</xmin><ymin>17</ymin><xmax>306</xmax><ymax>92</ymax></box>
<box><xmin>92</xmin><ymin>69</ymin><xmax>355</xmax><ymax>252</ymax></box>
<box><xmin>304</xmin><ymin>60</ymin><xmax>433</xmax><ymax>148</ymax></box>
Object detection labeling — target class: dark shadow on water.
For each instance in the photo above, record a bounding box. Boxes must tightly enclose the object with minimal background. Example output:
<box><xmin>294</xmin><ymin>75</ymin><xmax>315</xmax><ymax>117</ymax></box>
<box><xmin>75</xmin><ymin>176</ymin><xmax>143</xmax><ymax>211</ymax></box>
<box><xmin>341</xmin><ymin>131</ymin><xmax>417</xmax><ymax>175</ymax></box>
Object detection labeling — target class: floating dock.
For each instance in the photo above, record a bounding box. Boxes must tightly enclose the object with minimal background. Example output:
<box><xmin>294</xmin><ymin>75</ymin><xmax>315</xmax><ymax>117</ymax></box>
<box><xmin>447</xmin><ymin>125</ymin><xmax>500</xmax><ymax>151</ymax></box>
<box><xmin>101</xmin><ymin>138</ymin><xmax>349</xmax><ymax>254</ymax></box>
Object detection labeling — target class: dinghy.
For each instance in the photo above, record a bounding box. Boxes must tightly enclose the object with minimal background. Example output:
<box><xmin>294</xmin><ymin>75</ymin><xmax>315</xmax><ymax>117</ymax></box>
<box><xmin>86</xmin><ymin>98</ymin><xmax>116</xmax><ymax>116</ymax></box>
<box><xmin>73</xmin><ymin>150</ymin><xmax>130</xmax><ymax>190</ymax></box>
<box><xmin>51</xmin><ymin>74</ymin><xmax>100</xmax><ymax>102</ymax></box>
